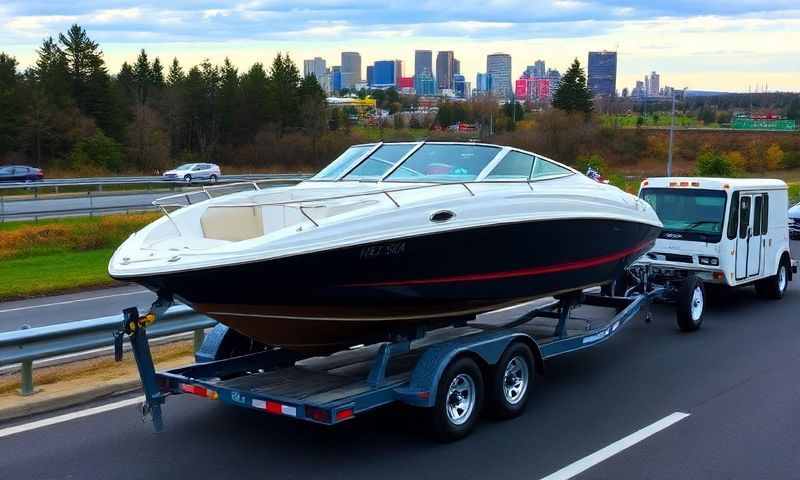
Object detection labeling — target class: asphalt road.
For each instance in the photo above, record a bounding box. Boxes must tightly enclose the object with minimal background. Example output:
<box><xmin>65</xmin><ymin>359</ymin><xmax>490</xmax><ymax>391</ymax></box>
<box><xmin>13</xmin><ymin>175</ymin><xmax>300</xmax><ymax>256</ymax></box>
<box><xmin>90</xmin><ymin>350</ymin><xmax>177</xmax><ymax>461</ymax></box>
<box><xmin>1</xmin><ymin>246</ymin><xmax>798</xmax><ymax>479</ymax></box>
<box><xmin>1</xmin><ymin>191</ymin><xmax>166</xmax><ymax>218</ymax></box>
<box><xmin>0</xmin><ymin>285</ymin><xmax>155</xmax><ymax>332</ymax></box>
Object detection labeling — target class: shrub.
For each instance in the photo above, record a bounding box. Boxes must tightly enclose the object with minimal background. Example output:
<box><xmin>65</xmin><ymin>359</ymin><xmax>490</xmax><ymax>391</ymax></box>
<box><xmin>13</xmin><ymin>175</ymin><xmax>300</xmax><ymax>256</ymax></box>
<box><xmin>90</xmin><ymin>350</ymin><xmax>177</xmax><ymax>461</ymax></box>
<box><xmin>68</xmin><ymin>130</ymin><xmax>124</xmax><ymax>172</ymax></box>
<box><xmin>765</xmin><ymin>144</ymin><xmax>784</xmax><ymax>170</ymax></box>
<box><xmin>576</xmin><ymin>153</ymin><xmax>607</xmax><ymax>175</ymax></box>
<box><xmin>783</xmin><ymin>151</ymin><xmax>800</xmax><ymax>169</ymax></box>
<box><xmin>695</xmin><ymin>150</ymin><xmax>735</xmax><ymax>177</ymax></box>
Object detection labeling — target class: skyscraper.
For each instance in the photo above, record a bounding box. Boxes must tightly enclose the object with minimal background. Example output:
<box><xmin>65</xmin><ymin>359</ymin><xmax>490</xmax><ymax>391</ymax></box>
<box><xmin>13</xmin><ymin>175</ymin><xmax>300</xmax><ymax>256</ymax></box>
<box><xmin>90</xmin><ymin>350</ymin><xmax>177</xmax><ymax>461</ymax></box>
<box><xmin>414</xmin><ymin>71</ymin><xmax>436</xmax><ymax>96</ymax></box>
<box><xmin>587</xmin><ymin>51</ymin><xmax>617</xmax><ymax>97</ymax></box>
<box><xmin>533</xmin><ymin>60</ymin><xmax>545</xmax><ymax>78</ymax></box>
<box><xmin>453</xmin><ymin>74</ymin><xmax>466</xmax><ymax>98</ymax></box>
<box><xmin>331</xmin><ymin>66</ymin><xmax>342</xmax><ymax>93</ymax></box>
<box><xmin>487</xmin><ymin>53</ymin><xmax>512</xmax><ymax>98</ymax></box>
<box><xmin>373</xmin><ymin>60</ymin><xmax>396</xmax><ymax>87</ymax></box>
<box><xmin>547</xmin><ymin>69</ymin><xmax>561</xmax><ymax>93</ymax></box>
<box><xmin>436</xmin><ymin>51</ymin><xmax>455</xmax><ymax>90</ymax></box>
<box><xmin>303</xmin><ymin>57</ymin><xmax>326</xmax><ymax>79</ymax></box>
<box><xmin>366</xmin><ymin>66</ymin><xmax>374</xmax><ymax>87</ymax></box>
<box><xmin>414</xmin><ymin>50</ymin><xmax>433</xmax><ymax>76</ymax></box>
<box><xmin>453</xmin><ymin>59</ymin><xmax>461</xmax><ymax>75</ymax></box>
<box><xmin>476</xmin><ymin>73</ymin><xmax>492</xmax><ymax>93</ymax></box>
<box><xmin>341</xmin><ymin>52</ymin><xmax>361</xmax><ymax>89</ymax></box>
<box><xmin>393</xmin><ymin>60</ymin><xmax>403</xmax><ymax>86</ymax></box>
<box><xmin>648</xmin><ymin>71</ymin><xmax>660</xmax><ymax>96</ymax></box>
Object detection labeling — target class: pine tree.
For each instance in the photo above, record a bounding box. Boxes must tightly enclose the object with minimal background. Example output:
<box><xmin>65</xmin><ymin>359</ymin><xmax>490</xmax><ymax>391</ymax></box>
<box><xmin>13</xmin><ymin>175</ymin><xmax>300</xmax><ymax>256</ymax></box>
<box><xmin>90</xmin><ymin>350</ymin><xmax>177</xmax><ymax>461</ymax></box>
<box><xmin>166</xmin><ymin>58</ymin><xmax>185</xmax><ymax>87</ymax></box>
<box><xmin>552</xmin><ymin>59</ymin><xmax>593</xmax><ymax>115</ymax></box>
<box><xmin>133</xmin><ymin>49</ymin><xmax>151</xmax><ymax>105</ymax></box>
<box><xmin>150</xmin><ymin>58</ymin><xmax>165</xmax><ymax>87</ymax></box>
<box><xmin>267</xmin><ymin>53</ymin><xmax>301</xmax><ymax>134</ymax></box>
<box><xmin>0</xmin><ymin>53</ymin><xmax>21</xmax><ymax>155</ymax></box>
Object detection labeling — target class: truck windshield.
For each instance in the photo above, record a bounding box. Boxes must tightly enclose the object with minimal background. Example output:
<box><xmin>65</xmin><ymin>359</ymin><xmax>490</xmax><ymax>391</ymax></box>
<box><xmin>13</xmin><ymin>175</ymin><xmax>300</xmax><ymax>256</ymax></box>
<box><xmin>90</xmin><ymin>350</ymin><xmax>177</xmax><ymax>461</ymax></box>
<box><xmin>640</xmin><ymin>188</ymin><xmax>727</xmax><ymax>243</ymax></box>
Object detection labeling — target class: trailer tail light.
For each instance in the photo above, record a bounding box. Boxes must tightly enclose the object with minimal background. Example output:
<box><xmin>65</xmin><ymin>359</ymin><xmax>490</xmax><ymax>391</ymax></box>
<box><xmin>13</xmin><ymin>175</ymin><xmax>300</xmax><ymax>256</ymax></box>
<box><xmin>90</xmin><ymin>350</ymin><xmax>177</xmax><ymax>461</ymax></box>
<box><xmin>306</xmin><ymin>407</ymin><xmax>331</xmax><ymax>423</ymax></box>
<box><xmin>252</xmin><ymin>399</ymin><xmax>297</xmax><ymax>417</ymax></box>
<box><xmin>180</xmin><ymin>383</ymin><xmax>218</xmax><ymax>400</ymax></box>
<box><xmin>335</xmin><ymin>408</ymin><xmax>354</xmax><ymax>422</ymax></box>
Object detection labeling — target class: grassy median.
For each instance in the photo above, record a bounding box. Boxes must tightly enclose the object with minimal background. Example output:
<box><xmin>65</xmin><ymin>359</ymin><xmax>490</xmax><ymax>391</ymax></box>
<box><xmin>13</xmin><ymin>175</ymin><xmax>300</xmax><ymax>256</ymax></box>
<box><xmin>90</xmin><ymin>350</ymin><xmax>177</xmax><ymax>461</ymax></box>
<box><xmin>0</xmin><ymin>213</ymin><xmax>160</xmax><ymax>300</ymax></box>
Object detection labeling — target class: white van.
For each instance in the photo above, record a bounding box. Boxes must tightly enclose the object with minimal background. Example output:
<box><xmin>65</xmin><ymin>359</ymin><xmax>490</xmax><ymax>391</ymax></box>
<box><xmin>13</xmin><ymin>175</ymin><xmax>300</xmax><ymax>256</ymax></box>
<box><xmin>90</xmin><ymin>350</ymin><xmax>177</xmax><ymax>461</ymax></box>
<box><xmin>634</xmin><ymin>177</ymin><xmax>796</xmax><ymax>301</ymax></box>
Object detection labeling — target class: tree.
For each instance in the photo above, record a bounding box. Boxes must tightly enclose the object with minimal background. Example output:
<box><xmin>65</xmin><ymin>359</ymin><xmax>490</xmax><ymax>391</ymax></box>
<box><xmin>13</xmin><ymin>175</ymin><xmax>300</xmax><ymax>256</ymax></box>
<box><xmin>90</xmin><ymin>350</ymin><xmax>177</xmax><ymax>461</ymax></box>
<box><xmin>58</xmin><ymin>24</ymin><xmax>104</xmax><ymax>110</ymax></box>
<box><xmin>0</xmin><ymin>53</ymin><xmax>21</xmax><ymax>155</ymax></box>
<box><xmin>765</xmin><ymin>144</ymin><xmax>784</xmax><ymax>170</ymax></box>
<box><xmin>267</xmin><ymin>53</ymin><xmax>301</xmax><ymax>135</ymax></box>
<box><xmin>68</xmin><ymin>130</ymin><xmax>124</xmax><ymax>172</ymax></box>
<box><xmin>552</xmin><ymin>59</ymin><xmax>593</xmax><ymax>114</ymax></box>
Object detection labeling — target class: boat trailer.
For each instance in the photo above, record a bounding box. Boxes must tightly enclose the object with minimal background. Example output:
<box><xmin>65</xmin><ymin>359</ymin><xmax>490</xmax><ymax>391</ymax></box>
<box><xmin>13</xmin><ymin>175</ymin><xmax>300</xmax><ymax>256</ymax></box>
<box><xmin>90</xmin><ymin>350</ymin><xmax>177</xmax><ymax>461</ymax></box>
<box><xmin>115</xmin><ymin>271</ymin><xmax>696</xmax><ymax>441</ymax></box>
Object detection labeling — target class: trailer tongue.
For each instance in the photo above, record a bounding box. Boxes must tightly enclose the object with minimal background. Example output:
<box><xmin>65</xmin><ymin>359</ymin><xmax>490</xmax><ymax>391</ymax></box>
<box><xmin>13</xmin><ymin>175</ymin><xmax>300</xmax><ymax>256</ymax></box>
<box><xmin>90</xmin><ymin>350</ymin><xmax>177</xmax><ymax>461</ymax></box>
<box><xmin>115</xmin><ymin>277</ymin><xmax>691</xmax><ymax>442</ymax></box>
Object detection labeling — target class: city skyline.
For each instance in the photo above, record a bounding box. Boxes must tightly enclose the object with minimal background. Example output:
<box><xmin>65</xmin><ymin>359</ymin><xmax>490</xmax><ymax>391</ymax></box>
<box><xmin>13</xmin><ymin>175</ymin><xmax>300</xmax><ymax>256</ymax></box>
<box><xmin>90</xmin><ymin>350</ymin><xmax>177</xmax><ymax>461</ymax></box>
<box><xmin>1</xmin><ymin>1</ymin><xmax>799</xmax><ymax>92</ymax></box>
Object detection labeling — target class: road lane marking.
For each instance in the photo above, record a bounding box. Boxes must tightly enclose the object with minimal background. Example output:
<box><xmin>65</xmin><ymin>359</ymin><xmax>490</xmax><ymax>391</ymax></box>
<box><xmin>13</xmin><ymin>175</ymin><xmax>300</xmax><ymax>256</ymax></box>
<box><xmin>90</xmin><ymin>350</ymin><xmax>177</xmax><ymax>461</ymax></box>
<box><xmin>539</xmin><ymin>412</ymin><xmax>690</xmax><ymax>480</ymax></box>
<box><xmin>0</xmin><ymin>396</ymin><xmax>144</xmax><ymax>439</ymax></box>
<box><xmin>0</xmin><ymin>290</ymin><xmax>149</xmax><ymax>314</ymax></box>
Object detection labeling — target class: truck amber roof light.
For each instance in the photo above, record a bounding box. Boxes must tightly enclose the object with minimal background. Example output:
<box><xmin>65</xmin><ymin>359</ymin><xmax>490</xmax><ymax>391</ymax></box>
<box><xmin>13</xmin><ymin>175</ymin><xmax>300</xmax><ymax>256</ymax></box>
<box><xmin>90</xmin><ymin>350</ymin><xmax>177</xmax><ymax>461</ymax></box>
<box><xmin>723</xmin><ymin>183</ymin><xmax>730</xmax><ymax>189</ymax></box>
<box><xmin>669</xmin><ymin>181</ymin><xmax>678</xmax><ymax>187</ymax></box>
<box><xmin>642</xmin><ymin>180</ymin><xmax>649</xmax><ymax>186</ymax></box>
<box><xmin>679</xmin><ymin>181</ymin><xmax>689</xmax><ymax>187</ymax></box>
<box><xmin>691</xmin><ymin>181</ymin><xmax>700</xmax><ymax>187</ymax></box>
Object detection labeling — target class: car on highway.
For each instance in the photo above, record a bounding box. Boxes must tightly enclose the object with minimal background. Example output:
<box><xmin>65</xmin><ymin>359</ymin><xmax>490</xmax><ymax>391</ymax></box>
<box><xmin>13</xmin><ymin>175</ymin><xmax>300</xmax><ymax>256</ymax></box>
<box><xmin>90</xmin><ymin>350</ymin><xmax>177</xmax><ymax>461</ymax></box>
<box><xmin>789</xmin><ymin>202</ymin><xmax>800</xmax><ymax>240</ymax></box>
<box><xmin>0</xmin><ymin>165</ymin><xmax>44</xmax><ymax>182</ymax></box>
<box><xmin>162</xmin><ymin>163</ymin><xmax>221</xmax><ymax>184</ymax></box>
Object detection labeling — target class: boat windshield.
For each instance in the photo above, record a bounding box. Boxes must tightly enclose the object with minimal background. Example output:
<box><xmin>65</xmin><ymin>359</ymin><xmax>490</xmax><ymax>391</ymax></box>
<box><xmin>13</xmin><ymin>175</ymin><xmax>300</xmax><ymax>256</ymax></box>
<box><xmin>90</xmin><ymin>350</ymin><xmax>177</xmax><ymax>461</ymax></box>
<box><xmin>384</xmin><ymin>144</ymin><xmax>501</xmax><ymax>182</ymax></box>
<box><xmin>343</xmin><ymin>144</ymin><xmax>416</xmax><ymax>181</ymax></box>
<box><xmin>640</xmin><ymin>188</ymin><xmax>727</xmax><ymax>242</ymax></box>
<box><xmin>310</xmin><ymin>145</ymin><xmax>373</xmax><ymax>181</ymax></box>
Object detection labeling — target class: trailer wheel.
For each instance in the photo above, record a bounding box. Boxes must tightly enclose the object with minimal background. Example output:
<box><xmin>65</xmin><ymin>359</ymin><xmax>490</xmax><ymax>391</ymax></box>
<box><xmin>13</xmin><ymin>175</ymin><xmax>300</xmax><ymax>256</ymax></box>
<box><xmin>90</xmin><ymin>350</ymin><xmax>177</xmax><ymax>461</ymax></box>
<box><xmin>755</xmin><ymin>260</ymin><xmax>788</xmax><ymax>300</ymax></box>
<box><xmin>430</xmin><ymin>356</ymin><xmax>484</xmax><ymax>442</ymax></box>
<box><xmin>488</xmin><ymin>342</ymin><xmax>534</xmax><ymax>420</ymax></box>
<box><xmin>676</xmin><ymin>276</ymin><xmax>705</xmax><ymax>332</ymax></box>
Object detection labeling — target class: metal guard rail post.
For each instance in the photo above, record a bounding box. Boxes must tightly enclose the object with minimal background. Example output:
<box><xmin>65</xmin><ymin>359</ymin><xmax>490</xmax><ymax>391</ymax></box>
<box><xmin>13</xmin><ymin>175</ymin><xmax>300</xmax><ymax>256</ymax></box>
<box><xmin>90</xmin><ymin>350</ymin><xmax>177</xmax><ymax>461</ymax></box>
<box><xmin>0</xmin><ymin>305</ymin><xmax>217</xmax><ymax>396</ymax></box>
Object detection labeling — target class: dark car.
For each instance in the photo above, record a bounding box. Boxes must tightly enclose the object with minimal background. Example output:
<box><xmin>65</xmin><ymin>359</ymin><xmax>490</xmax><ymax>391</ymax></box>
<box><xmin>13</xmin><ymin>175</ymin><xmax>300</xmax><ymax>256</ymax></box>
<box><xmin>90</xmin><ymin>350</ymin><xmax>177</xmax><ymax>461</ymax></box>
<box><xmin>789</xmin><ymin>202</ymin><xmax>800</xmax><ymax>240</ymax></box>
<box><xmin>0</xmin><ymin>165</ymin><xmax>44</xmax><ymax>182</ymax></box>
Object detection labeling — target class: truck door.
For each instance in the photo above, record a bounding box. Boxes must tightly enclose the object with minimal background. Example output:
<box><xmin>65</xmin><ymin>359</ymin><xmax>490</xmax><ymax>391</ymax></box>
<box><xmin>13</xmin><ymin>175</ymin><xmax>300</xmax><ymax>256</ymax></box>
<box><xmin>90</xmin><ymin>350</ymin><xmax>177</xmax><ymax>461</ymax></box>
<box><xmin>735</xmin><ymin>195</ymin><xmax>752</xmax><ymax>280</ymax></box>
<box><xmin>747</xmin><ymin>194</ymin><xmax>764</xmax><ymax>277</ymax></box>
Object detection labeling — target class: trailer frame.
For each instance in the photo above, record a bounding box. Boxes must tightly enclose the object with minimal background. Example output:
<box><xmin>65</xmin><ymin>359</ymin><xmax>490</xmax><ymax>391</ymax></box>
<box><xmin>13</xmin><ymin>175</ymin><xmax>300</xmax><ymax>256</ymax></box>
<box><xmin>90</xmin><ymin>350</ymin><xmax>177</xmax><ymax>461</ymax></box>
<box><xmin>117</xmin><ymin>282</ymin><xmax>672</xmax><ymax>439</ymax></box>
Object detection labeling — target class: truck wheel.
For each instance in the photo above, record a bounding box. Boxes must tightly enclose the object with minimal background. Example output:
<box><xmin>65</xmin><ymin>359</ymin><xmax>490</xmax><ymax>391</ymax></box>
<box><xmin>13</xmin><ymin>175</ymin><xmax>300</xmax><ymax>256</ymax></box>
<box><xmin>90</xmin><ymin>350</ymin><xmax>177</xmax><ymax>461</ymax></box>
<box><xmin>430</xmin><ymin>356</ymin><xmax>484</xmax><ymax>442</ymax></box>
<box><xmin>488</xmin><ymin>342</ymin><xmax>534</xmax><ymax>420</ymax></box>
<box><xmin>755</xmin><ymin>260</ymin><xmax>788</xmax><ymax>300</ymax></box>
<box><xmin>676</xmin><ymin>276</ymin><xmax>705</xmax><ymax>332</ymax></box>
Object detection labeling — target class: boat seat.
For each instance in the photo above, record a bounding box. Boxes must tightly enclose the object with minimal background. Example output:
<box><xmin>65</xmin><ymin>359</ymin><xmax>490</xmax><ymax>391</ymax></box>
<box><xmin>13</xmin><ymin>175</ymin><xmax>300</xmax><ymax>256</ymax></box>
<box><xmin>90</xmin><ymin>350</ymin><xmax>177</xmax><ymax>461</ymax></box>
<box><xmin>201</xmin><ymin>206</ymin><xmax>264</xmax><ymax>242</ymax></box>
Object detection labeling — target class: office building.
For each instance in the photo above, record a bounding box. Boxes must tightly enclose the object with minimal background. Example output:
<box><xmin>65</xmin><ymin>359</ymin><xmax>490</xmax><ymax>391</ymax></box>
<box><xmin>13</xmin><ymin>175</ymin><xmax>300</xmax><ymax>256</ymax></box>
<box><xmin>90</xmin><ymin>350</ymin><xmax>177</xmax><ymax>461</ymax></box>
<box><xmin>303</xmin><ymin>57</ymin><xmax>326</xmax><ymax>79</ymax></box>
<box><xmin>487</xmin><ymin>53</ymin><xmax>512</xmax><ymax>98</ymax></box>
<box><xmin>453</xmin><ymin>59</ymin><xmax>461</xmax><ymax>75</ymax></box>
<box><xmin>436</xmin><ymin>51</ymin><xmax>455</xmax><ymax>90</ymax></box>
<box><xmin>331</xmin><ymin>66</ymin><xmax>342</xmax><ymax>92</ymax></box>
<box><xmin>533</xmin><ymin>60</ymin><xmax>545</xmax><ymax>78</ymax></box>
<box><xmin>415</xmin><ymin>71</ymin><xmax>436</xmax><ymax>96</ymax></box>
<box><xmin>318</xmin><ymin>71</ymin><xmax>332</xmax><ymax>94</ymax></box>
<box><xmin>394</xmin><ymin>60</ymin><xmax>403</xmax><ymax>86</ymax></box>
<box><xmin>587</xmin><ymin>51</ymin><xmax>617</xmax><ymax>97</ymax></box>
<box><xmin>454</xmin><ymin>74</ymin><xmax>467</xmax><ymax>98</ymax></box>
<box><xmin>366</xmin><ymin>66</ymin><xmax>374</xmax><ymax>87</ymax></box>
<box><xmin>414</xmin><ymin>50</ymin><xmax>433</xmax><ymax>76</ymax></box>
<box><xmin>341</xmin><ymin>52</ymin><xmax>361</xmax><ymax>89</ymax></box>
<box><xmin>547</xmin><ymin>69</ymin><xmax>561</xmax><ymax>93</ymax></box>
<box><xmin>476</xmin><ymin>72</ymin><xmax>492</xmax><ymax>93</ymax></box>
<box><xmin>648</xmin><ymin>71</ymin><xmax>660</xmax><ymax>96</ymax></box>
<box><xmin>373</xmin><ymin>60</ymin><xmax>396</xmax><ymax>87</ymax></box>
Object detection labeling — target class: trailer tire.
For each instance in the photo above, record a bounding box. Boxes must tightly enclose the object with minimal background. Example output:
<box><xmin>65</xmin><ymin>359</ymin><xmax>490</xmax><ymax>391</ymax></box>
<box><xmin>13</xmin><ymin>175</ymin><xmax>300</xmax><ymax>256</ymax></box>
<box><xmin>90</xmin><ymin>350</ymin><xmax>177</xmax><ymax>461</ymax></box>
<box><xmin>488</xmin><ymin>342</ymin><xmax>534</xmax><ymax>420</ymax></box>
<box><xmin>755</xmin><ymin>259</ymin><xmax>788</xmax><ymax>300</ymax></box>
<box><xmin>676</xmin><ymin>276</ymin><xmax>705</xmax><ymax>332</ymax></box>
<box><xmin>430</xmin><ymin>356</ymin><xmax>484</xmax><ymax>442</ymax></box>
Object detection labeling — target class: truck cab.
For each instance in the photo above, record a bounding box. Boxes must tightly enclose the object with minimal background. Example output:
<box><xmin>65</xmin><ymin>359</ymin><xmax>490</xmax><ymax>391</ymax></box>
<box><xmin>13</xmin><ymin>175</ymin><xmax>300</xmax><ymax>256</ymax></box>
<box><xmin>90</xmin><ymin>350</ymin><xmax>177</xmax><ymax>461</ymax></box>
<box><xmin>635</xmin><ymin>177</ymin><xmax>795</xmax><ymax>298</ymax></box>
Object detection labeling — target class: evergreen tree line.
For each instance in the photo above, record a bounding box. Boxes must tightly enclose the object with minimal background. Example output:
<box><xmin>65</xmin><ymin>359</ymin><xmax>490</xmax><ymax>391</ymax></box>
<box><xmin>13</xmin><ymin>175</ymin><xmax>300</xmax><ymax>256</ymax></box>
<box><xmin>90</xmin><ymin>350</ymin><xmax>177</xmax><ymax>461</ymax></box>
<box><xmin>0</xmin><ymin>24</ymin><xmax>336</xmax><ymax>174</ymax></box>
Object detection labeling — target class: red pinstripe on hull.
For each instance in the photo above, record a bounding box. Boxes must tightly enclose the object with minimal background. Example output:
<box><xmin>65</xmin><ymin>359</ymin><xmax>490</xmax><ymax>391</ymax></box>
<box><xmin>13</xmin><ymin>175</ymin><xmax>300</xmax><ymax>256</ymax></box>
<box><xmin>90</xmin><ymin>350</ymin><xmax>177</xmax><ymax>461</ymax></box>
<box><xmin>346</xmin><ymin>239</ymin><xmax>654</xmax><ymax>287</ymax></box>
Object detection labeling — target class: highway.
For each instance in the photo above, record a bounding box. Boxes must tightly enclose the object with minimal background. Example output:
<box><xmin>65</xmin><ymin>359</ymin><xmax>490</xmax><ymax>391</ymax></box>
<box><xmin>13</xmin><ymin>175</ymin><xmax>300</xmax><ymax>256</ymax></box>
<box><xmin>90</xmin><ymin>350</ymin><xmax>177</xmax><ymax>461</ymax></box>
<box><xmin>1</xmin><ymin>191</ymin><xmax>165</xmax><ymax>218</ymax></box>
<box><xmin>0</xmin><ymin>286</ymin><xmax>155</xmax><ymax>331</ymax></box>
<box><xmin>1</xmin><ymin>245</ymin><xmax>798</xmax><ymax>479</ymax></box>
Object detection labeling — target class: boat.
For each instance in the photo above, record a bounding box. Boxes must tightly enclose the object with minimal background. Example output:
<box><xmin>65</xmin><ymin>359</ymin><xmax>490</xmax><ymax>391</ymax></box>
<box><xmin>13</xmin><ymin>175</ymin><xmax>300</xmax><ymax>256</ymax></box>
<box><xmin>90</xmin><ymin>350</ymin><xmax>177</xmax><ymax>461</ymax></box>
<box><xmin>109</xmin><ymin>142</ymin><xmax>662</xmax><ymax>353</ymax></box>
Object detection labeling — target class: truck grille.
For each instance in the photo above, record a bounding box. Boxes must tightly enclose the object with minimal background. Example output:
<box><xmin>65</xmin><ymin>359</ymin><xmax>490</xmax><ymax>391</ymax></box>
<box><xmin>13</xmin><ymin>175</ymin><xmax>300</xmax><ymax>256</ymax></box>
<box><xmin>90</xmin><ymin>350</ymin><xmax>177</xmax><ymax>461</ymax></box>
<box><xmin>647</xmin><ymin>252</ymin><xmax>694</xmax><ymax>263</ymax></box>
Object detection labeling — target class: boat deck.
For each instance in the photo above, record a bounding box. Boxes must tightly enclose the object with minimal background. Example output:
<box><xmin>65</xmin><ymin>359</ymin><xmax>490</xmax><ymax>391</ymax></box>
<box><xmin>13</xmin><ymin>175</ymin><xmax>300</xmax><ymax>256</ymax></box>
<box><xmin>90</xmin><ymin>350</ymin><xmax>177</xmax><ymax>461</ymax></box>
<box><xmin>211</xmin><ymin>303</ymin><xmax>615</xmax><ymax>406</ymax></box>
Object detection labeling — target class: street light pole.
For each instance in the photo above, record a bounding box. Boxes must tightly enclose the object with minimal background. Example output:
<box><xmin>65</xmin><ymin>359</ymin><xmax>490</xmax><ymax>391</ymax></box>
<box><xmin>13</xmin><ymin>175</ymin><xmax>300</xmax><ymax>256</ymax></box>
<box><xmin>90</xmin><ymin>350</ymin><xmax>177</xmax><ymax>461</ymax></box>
<box><xmin>667</xmin><ymin>91</ymin><xmax>676</xmax><ymax>177</ymax></box>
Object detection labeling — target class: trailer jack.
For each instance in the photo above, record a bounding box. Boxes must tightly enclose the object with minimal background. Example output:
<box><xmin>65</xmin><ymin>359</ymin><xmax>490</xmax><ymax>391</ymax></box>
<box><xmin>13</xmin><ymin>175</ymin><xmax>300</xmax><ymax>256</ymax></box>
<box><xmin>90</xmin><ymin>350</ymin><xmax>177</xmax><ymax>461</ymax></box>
<box><xmin>113</xmin><ymin>305</ymin><xmax>168</xmax><ymax>432</ymax></box>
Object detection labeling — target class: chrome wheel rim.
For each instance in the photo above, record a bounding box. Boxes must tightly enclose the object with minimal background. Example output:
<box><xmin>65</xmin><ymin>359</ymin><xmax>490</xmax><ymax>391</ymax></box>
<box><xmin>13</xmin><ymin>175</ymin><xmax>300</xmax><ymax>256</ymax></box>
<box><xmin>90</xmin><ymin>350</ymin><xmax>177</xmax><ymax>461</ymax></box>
<box><xmin>778</xmin><ymin>266</ymin><xmax>787</xmax><ymax>292</ymax></box>
<box><xmin>503</xmin><ymin>356</ymin><xmax>529</xmax><ymax>405</ymax></box>
<box><xmin>691</xmin><ymin>286</ymin><xmax>704</xmax><ymax>322</ymax></box>
<box><xmin>446</xmin><ymin>373</ymin><xmax>476</xmax><ymax>425</ymax></box>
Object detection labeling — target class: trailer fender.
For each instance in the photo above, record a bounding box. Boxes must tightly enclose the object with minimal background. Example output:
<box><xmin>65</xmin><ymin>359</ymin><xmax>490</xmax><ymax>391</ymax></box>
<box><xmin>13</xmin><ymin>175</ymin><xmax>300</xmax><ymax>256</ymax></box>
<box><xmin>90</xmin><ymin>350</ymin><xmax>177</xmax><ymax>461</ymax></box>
<box><xmin>195</xmin><ymin>324</ymin><xmax>265</xmax><ymax>362</ymax></box>
<box><xmin>394</xmin><ymin>331</ymin><xmax>541</xmax><ymax>407</ymax></box>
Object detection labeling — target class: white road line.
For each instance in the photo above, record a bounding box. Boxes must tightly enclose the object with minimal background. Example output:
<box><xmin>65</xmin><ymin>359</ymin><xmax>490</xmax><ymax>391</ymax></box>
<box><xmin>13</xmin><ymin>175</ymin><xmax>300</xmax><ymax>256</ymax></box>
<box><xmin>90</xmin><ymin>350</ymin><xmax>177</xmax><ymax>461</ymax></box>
<box><xmin>0</xmin><ymin>396</ymin><xmax>144</xmax><ymax>439</ymax></box>
<box><xmin>0</xmin><ymin>290</ymin><xmax>149</xmax><ymax>314</ymax></box>
<box><xmin>539</xmin><ymin>412</ymin><xmax>691</xmax><ymax>480</ymax></box>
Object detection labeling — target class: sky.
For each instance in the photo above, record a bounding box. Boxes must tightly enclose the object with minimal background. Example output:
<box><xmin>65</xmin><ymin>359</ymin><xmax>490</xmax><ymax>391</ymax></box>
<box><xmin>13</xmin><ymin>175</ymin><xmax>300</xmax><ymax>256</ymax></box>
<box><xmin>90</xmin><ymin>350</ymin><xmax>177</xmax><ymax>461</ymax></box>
<box><xmin>1</xmin><ymin>1</ymin><xmax>799</xmax><ymax>93</ymax></box>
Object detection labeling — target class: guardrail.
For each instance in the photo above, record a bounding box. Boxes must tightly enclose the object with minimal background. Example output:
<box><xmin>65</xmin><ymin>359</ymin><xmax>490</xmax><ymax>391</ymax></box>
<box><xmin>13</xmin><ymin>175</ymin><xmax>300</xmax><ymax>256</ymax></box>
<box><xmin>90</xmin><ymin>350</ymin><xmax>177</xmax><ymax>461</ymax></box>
<box><xmin>0</xmin><ymin>174</ymin><xmax>311</xmax><ymax>221</ymax></box>
<box><xmin>0</xmin><ymin>305</ymin><xmax>217</xmax><ymax>395</ymax></box>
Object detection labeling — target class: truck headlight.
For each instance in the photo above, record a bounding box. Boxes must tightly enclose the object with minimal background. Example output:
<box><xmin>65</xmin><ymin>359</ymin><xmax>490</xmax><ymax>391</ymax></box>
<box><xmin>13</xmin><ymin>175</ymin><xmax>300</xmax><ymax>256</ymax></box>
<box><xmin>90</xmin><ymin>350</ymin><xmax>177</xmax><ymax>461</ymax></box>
<box><xmin>699</xmin><ymin>256</ymin><xmax>719</xmax><ymax>266</ymax></box>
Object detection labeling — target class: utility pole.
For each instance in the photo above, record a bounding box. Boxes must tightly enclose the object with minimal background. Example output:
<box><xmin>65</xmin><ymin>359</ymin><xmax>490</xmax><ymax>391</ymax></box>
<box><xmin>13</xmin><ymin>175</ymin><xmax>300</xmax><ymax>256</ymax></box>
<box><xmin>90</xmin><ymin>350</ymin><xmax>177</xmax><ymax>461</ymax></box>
<box><xmin>667</xmin><ymin>90</ymin><xmax>677</xmax><ymax>177</ymax></box>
